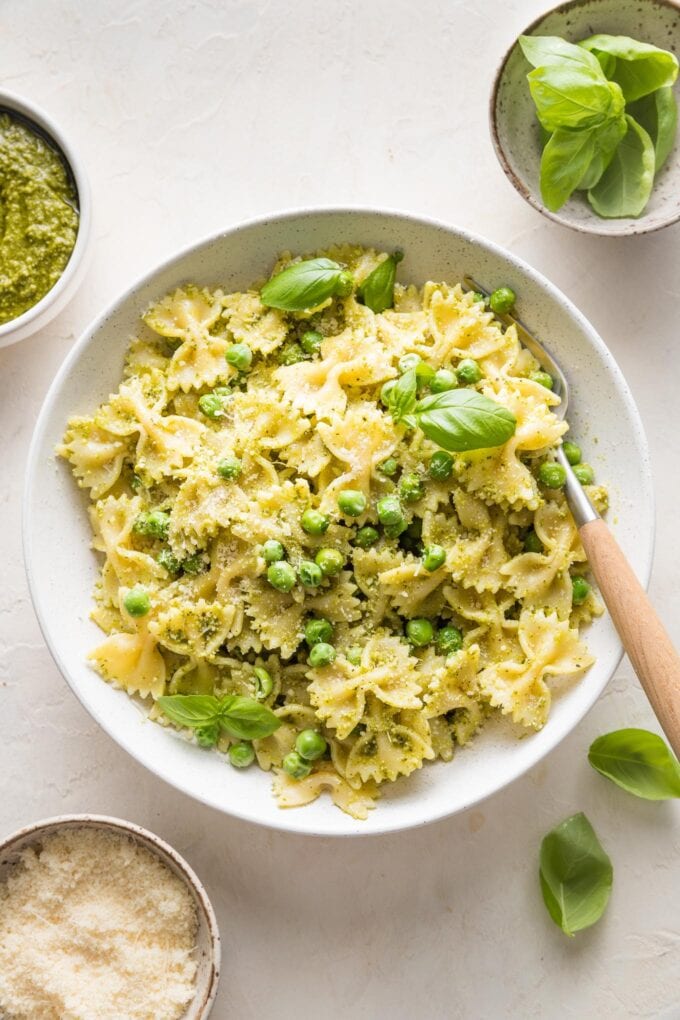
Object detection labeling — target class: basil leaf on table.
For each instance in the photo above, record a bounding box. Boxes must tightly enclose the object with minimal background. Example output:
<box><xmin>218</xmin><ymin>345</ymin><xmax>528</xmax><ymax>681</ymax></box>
<box><xmin>260</xmin><ymin>258</ymin><xmax>351</xmax><ymax>311</ymax></box>
<box><xmin>539</xmin><ymin>813</ymin><xmax>613</xmax><ymax>937</ymax></box>
<box><xmin>588</xmin><ymin>114</ymin><xmax>655</xmax><ymax>217</ymax></box>
<box><xmin>217</xmin><ymin>695</ymin><xmax>282</xmax><ymax>740</ymax></box>
<box><xmin>520</xmin><ymin>34</ymin><xmax>602</xmax><ymax>73</ymax></box>
<box><xmin>588</xmin><ymin>728</ymin><xmax>680</xmax><ymax>800</ymax></box>
<box><xmin>158</xmin><ymin>694</ymin><xmax>223</xmax><ymax>728</ymax></box>
<box><xmin>576</xmin><ymin>115</ymin><xmax>627</xmax><ymax>190</ymax></box>
<box><xmin>579</xmin><ymin>34</ymin><xmax>679</xmax><ymax>102</ymax></box>
<box><xmin>411</xmin><ymin>389</ymin><xmax>517</xmax><ymax>452</ymax></box>
<box><xmin>357</xmin><ymin>250</ymin><xmax>404</xmax><ymax>313</ymax></box>
<box><xmin>527</xmin><ymin>63</ymin><xmax>623</xmax><ymax>132</ymax></box>
<box><xmin>540</xmin><ymin>126</ymin><xmax>599</xmax><ymax>210</ymax></box>
<box><xmin>628</xmin><ymin>86</ymin><xmax>678</xmax><ymax>171</ymax></box>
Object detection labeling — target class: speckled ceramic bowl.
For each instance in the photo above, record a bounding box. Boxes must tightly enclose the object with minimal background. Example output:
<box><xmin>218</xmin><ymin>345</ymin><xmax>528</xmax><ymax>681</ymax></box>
<box><xmin>491</xmin><ymin>0</ymin><xmax>680</xmax><ymax>235</ymax></box>
<box><xmin>24</xmin><ymin>208</ymin><xmax>654</xmax><ymax>836</ymax></box>
<box><xmin>0</xmin><ymin>815</ymin><xmax>220</xmax><ymax>1018</ymax></box>
<box><xmin>0</xmin><ymin>91</ymin><xmax>92</xmax><ymax>348</ymax></box>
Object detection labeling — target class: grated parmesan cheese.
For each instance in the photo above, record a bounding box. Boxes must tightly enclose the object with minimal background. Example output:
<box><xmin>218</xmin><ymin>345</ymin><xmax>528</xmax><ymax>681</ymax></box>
<box><xmin>0</xmin><ymin>826</ymin><xmax>199</xmax><ymax>1020</ymax></box>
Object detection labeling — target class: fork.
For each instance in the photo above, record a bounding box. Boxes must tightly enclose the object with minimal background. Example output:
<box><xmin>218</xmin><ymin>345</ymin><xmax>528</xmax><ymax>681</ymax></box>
<box><xmin>466</xmin><ymin>279</ymin><xmax>680</xmax><ymax>756</ymax></box>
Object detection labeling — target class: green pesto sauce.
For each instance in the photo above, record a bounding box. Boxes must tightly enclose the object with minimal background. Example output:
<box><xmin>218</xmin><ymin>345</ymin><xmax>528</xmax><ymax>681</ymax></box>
<box><xmin>0</xmin><ymin>112</ymin><xmax>79</xmax><ymax>324</ymax></box>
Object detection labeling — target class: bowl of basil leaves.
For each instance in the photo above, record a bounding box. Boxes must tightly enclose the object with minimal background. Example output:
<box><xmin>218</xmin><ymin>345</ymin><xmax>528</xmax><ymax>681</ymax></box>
<box><xmin>490</xmin><ymin>0</ymin><xmax>680</xmax><ymax>234</ymax></box>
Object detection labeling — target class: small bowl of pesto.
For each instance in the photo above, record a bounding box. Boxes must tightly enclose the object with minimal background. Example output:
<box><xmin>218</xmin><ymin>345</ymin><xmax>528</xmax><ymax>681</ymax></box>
<box><xmin>0</xmin><ymin>91</ymin><xmax>91</xmax><ymax>347</ymax></box>
<box><xmin>490</xmin><ymin>0</ymin><xmax>680</xmax><ymax>235</ymax></box>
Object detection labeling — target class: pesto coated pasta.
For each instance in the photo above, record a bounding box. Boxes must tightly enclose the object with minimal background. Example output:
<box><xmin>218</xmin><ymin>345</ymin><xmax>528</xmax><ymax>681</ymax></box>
<box><xmin>59</xmin><ymin>245</ymin><xmax>607</xmax><ymax>819</ymax></box>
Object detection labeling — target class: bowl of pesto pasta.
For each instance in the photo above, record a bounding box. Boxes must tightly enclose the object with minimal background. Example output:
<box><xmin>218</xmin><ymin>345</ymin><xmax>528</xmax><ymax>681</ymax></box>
<box><xmin>24</xmin><ymin>208</ymin><xmax>654</xmax><ymax>835</ymax></box>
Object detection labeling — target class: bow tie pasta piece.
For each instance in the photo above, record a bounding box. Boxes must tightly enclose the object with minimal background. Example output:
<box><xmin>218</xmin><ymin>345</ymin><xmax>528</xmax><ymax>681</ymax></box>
<box><xmin>317</xmin><ymin>402</ymin><xmax>400</xmax><ymax>513</ymax></box>
<box><xmin>221</xmin><ymin>290</ymin><xmax>289</xmax><ymax>355</ymax></box>
<box><xmin>89</xmin><ymin>618</ymin><xmax>166</xmax><ymax>700</ymax></box>
<box><xmin>345</xmin><ymin>702</ymin><xmax>435</xmax><ymax>786</ymax></box>
<box><xmin>149</xmin><ymin>597</ymin><xmax>240</xmax><ymax>659</ymax></box>
<box><xmin>58</xmin><ymin>417</ymin><xmax>130</xmax><ymax>498</ymax></box>
<box><xmin>420</xmin><ymin>645</ymin><xmax>482</xmax><ymax>718</ymax></box>
<box><xmin>272</xmin><ymin>763</ymin><xmax>378</xmax><ymax>820</ymax></box>
<box><xmin>90</xmin><ymin>495</ymin><xmax>165</xmax><ymax>600</ymax></box>
<box><xmin>423</xmin><ymin>282</ymin><xmax>507</xmax><ymax>365</ymax></box>
<box><xmin>477</xmin><ymin>609</ymin><xmax>594</xmax><ymax>729</ymax></box>
<box><xmin>443</xmin><ymin>584</ymin><xmax>521</xmax><ymax>667</ymax></box>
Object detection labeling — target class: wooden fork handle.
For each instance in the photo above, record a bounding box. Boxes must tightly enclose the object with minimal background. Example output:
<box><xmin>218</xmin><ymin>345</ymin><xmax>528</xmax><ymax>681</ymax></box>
<box><xmin>580</xmin><ymin>518</ymin><xmax>680</xmax><ymax>758</ymax></box>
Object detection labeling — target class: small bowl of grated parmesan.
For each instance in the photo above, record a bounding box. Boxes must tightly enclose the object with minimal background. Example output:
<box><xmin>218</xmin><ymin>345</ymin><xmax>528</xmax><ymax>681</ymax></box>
<box><xmin>0</xmin><ymin>815</ymin><xmax>221</xmax><ymax>1020</ymax></box>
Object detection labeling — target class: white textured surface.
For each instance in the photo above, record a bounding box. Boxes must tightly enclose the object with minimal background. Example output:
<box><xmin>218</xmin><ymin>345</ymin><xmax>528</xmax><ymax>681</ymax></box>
<box><xmin>1</xmin><ymin>1</ymin><xmax>679</xmax><ymax>1016</ymax></box>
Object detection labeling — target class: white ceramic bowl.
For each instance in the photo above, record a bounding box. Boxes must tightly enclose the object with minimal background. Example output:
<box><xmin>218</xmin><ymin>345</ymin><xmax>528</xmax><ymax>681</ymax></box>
<box><xmin>0</xmin><ymin>91</ymin><xmax>92</xmax><ymax>347</ymax></box>
<box><xmin>24</xmin><ymin>208</ymin><xmax>654</xmax><ymax>836</ymax></box>
<box><xmin>0</xmin><ymin>814</ymin><xmax>220</xmax><ymax>1017</ymax></box>
<box><xmin>490</xmin><ymin>0</ymin><xmax>680</xmax><ymax>235</ymax></box>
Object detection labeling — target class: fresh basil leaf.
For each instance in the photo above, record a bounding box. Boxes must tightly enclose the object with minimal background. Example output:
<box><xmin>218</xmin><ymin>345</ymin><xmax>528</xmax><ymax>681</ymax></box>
<box><xmin>527</xmin><ymin>64</ymin><xmax>622</xmax><ymax>131</ymax></box>
<box><xmin>540</xmin><ymin>126</ymin><xmax>599</xmax><ymax>210</ymax></box>
<box><xmin>261</xmin><ymin>258</ymin><xmax>349</xmax><ymax>311</ymax></box>
<box><xmin>579</xmin><ymin>34</ymin><xmax>679</xmax><ymax>102</ymax></box>
<box><xmin>628</xmin><ymin>86</ymin><xmax>678</xmax><ymax>171</ymax></box>
<box><xmin>413</xmin><ymin>389</ymin><xmax>516</xmax><ymax>452</ymax></box>
<box><xmin>357</xmin><ymin>250</ymin><xmax>403</xmax><ymax>313</ymax></box>
<box><xmin>520</xmin><ymin>34</ymin><xmax>602</xmax><ymax>73</ymax></box>
<box><xmin>539</xmin><ymin>813</ymin><xmax>613</xmax><ymax>937</ymax></box>
<box><xmin>218</xmin><ymin>695</ymin><xmax>282</xmax><ymax>740</ymax></box>
<box><xmin>588</xmin><ymin>728</ymin><xmax>680</xmax><ymax>800</ymax></box>
<box><xmin>387</xmin><ymin>367</ymin><xmax>418</xmax><ymax>422</ymax></box>
<box><xmin>576</xmin><ymin>115</ymin><xmax>627</xmax><ymax>190</ymax></box>
<box><xmin>158</xmin><ymin>694</ymin><xmax>223</xmax><ymax>728</ymax></box>
<box><xmin>588</xmin><ymin>114</ymin><xmax>655</xmax><ymax>217</ymax></box>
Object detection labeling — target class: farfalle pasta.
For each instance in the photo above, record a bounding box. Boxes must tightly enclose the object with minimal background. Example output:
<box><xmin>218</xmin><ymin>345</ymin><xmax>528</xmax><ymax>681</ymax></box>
<box><xmin>59</xmin><ymin>245</ymin><xmax>605</xmax><ymax>819</ymax></box>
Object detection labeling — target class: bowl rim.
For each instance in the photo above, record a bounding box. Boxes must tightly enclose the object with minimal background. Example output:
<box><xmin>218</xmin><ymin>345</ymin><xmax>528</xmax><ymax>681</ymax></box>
<box><xmin>0</xmin><ymin>89</ymin><xmax>92</xmax><ymax>344</ymax></box>
<box><xmin>0</xmin><ymin>812</ymin><xmax>221</xmax><ymax>1017</ymax></box>
<box><xmin>23</xmin><ymin>205</ymin><xmax>656</xmax><ymax>836</ymax></box>
<box><xmin>489</xmin><ymin>0</ymin><xmax>680</xmax><ymax>236</ymax></box>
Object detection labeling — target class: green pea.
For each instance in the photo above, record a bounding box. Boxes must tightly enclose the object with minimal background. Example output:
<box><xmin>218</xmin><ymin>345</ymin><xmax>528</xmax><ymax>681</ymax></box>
<box><xmin>199</xmin><ymin>393</ymin><xmax>227</xmax><ymax>418</ymax></box>
<box><xmin>308</xmin><ymin>642</ymin><xmax>336</xmax><ymax>667</ymax></box>
<box><xmin>304</xmin><ymin>618</ymin><xmax>333</xmax><ymax>646</ymax></box>
<box><xmin>530</xmin><ymin>370</ymin><xmax>553</xmax><ymax>390</ymax></box>
<box><xmin>299</xmin><ymin>560</ymin><xmax>323</xmax><ymax>588</ymax></box>
<box><xmin>378</xmin><ymin>457</ymin><xmax>398</xmax><ymax>477</ymax></box>
<box><xmin>213</xmin><ymin>385</ymin><xmax>231</xmax><ymax>396</ymax></box>
<box><xmin>262</xmin><ymin>539</ymin><xmax>285</xmax><ymax>563</ymax></box>
<box><xmin>573</xmin><ymin>463</ymin><xmax>594</xmax><ymax>485</ymax></box>
<box><xmin>337</xmin><ymin>490</ymin><xmax>367</xmax><ymax>517</ymax></box>
<box><xmin>406</xmin><ymin>618</ymin><xmax>434</xmax><ymax>647</ymax></box>
<box><xmin>225</xmin><ymin>342</ymin><xmax>252</xmax><ymax>372</ymax></box>
<box><xmin>196</xmin><ymin>723</ymin><xmax>220</xmax><ymax>748</ymax></box>
<box><xmin>538</xmin><ymin>462</ymin><xmax>567</xmax><ymax>489</ymax></box>
<box><xmin>295</xmin><ymin>729</ymin><xmax>327</xmax><ymax>761</ymax></box>
<box><xmin>524</xmin><ymin>529</ymin><xmax>543</xmax><ymax>554</ymax></box>
<box><xmin>456</xmin><ymin>358</ymin><xmax>482</xmax><ymax>385</ymax></box>
<box><xmin>282</xmin><ymin>751</ymin><xmax>312</xmax><ymax>780</ymax></box>
<box><xmin>182</xmin><ymin>553</ymin><xmax>206</xmax><ymax>575</ymax></box>
<box><xmin>430</xmin><ymin>368</ymin><xmax>457</xmax><ymax>393</ymax></box>
<box><xmin>278</xmin><ymin>341</ymin><xmax>307</xmax><ymax>365</ymax></box>
<box><xmin>422</xmin><ymin>544</ymin><xmax>446</xmax><ymax>572</ymax></box>
<box><xmin>315</xmin><ymin>548</ymin><xmax>345</xmax><ymax>576</ymax></box>
<box><xmin>399</xmin><ymin>473</ymin><xmax>424</xmax><ymax>504</ymax></box>
<box><xmin>346</xmin><ymin>645</ymin><xmax>363</xmax><ymax>665</ymax></box>
<box><xmin>133</xmin><ymin>510</ymin><xmax>170</xmax><ymax>540</ymax></box>
<box><xmin>354</xmin><ymin>526</ymin><xmax>379</xmax><ymax>549</ymax></box>
<box><xmin>399</xmin><ymin>353</ymin><xmax>421</xmax><ymax>373</ymax></box>
<box><xmin>253</xmin><ymin>666</ymin><xmax>274</xmax><ymax>700</ymax></box>
<box><xmin>428</xmin><ymin>451</ymin><xmax>453</xmax><ymax>481</ymax></box>
<box><xmin>471</xmin><ymin>291</ymin><xmax>486</xmax><ymax>304</ymax></box>
<box><xmin>124</xmin><ymin>586</ymin><xmax>150</xmax><ymax>618</ymax></box>
<box><xmin>267</xmin><ymin>561</ymin><xmax>296</xmax><ymax>592</ymax></box>
<box><xmin>384</xmin><ymin>518</ymin><xmax>408</xmax><ymax>538</ymax></box>
<box><xmin>380</xmin><ymin>379</ymin><xmax>397</xmax><ymax>406</ymax></box>
<box><xmin>376</xmin><ymin>495</ymin><xmax>403</xmax><ymax>526</ymax></box>
<box><xmin>435</xmin><ymin>625</ymin><xmax>463</xmax><ymax>655</ymax></box>
<box><xmin>229</xmin><ymin>741</ymin><xmax>255</xmax><ymax>767</ymax></box>
<box><xmin>300</xmin><ymin>329</ymin><xmax>323</xmax><ymax>355</ymax></box>
<box><xmin>301</xmin><ymin>508</ymin><xmax>329</xmax><ymax>535</ymax></box>
<box><xmin>562</xmin><ymin>441</ymin><xmax>582</xmax><ymax>466</ymax></box>
<box><xmin>489</xmin><ymin>286</ymin><xmax>516</xmax><ymax>315</ymax></box>
<box><xmin>572</xmin><ymin>575</ymin><xmax>591</xmax><ymax>605</ymax></box>
<box><xmin>217</xmin><ymin>456</ymin><xmax>242</xmax><ymax>480</ymax></box>
<box><xmin>157</xmin><ymin>548</ymin><xmax>181</xmax><ymax>575</ymax></box>
<box><xmin>336</xmin><ymin>270</ymin><xmax>354</xmax><ymax>297</ymax></box>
